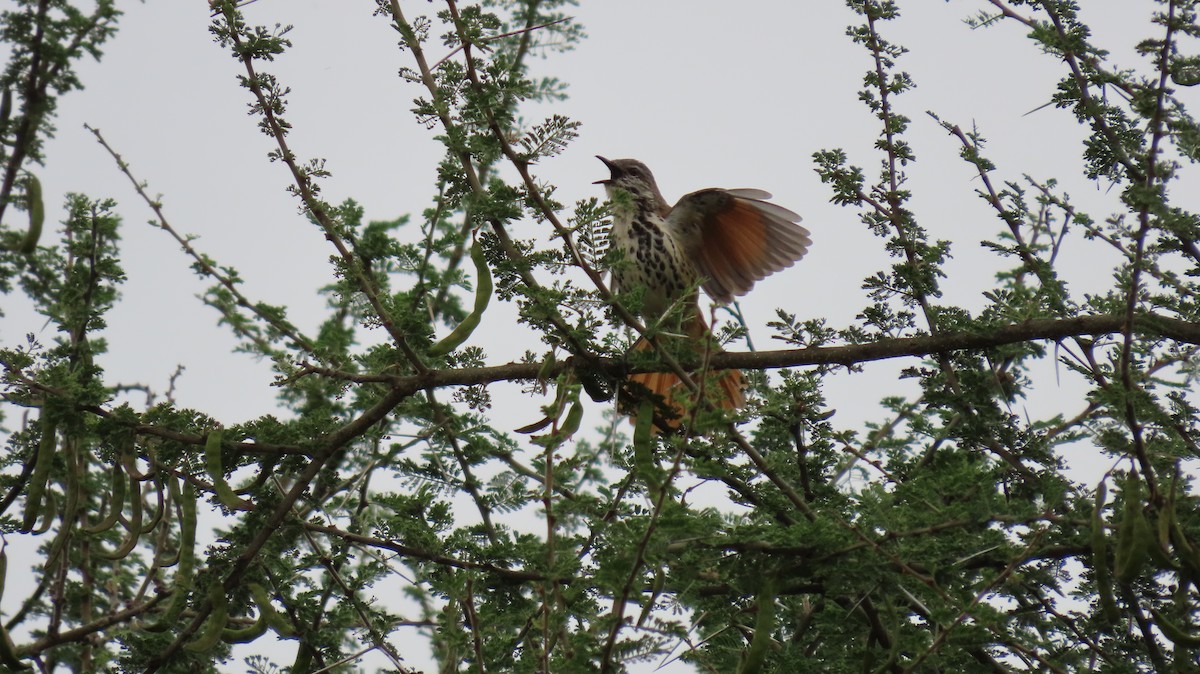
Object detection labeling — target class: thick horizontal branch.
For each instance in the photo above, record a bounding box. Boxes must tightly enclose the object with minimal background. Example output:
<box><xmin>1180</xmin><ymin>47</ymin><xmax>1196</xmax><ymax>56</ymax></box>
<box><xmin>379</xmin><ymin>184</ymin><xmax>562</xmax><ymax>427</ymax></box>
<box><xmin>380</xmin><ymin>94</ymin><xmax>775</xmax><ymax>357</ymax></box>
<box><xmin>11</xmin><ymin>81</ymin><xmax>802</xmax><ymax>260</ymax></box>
<box><xmin>396</xmin><ymin>312</ymin><xmax>1199</xmax><ymax>392</ymax></box>
<box><xmin>18</xmin><ymin>593</ymin><xmax>167</xmax><ymax>656</ymax></box>
<box><xmin>12</xmin><ymin>312</ymin><xmax>1195</xmax><ymax>461</ymax></box>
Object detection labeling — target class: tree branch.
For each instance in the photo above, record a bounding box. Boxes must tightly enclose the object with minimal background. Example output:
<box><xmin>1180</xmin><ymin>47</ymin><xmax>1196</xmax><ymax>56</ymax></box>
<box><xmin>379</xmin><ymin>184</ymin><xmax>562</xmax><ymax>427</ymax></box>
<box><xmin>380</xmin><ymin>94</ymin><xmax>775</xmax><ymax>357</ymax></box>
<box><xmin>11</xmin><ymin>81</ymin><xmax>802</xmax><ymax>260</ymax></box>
<box><xmin>382</xmin><ymin>312</ymin><xmax>1192</xmax><ymax>393</ymax></box>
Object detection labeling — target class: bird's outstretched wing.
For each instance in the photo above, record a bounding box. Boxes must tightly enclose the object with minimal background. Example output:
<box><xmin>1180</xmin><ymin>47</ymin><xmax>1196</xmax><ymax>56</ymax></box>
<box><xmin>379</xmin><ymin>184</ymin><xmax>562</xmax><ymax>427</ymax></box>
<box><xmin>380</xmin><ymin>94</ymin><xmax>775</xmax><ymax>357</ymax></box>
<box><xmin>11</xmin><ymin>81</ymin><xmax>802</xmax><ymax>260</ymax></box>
<box><xmin>667</xmin><ymin>188</ymin><xmax>811</xmax><ymax>304</ymax></box>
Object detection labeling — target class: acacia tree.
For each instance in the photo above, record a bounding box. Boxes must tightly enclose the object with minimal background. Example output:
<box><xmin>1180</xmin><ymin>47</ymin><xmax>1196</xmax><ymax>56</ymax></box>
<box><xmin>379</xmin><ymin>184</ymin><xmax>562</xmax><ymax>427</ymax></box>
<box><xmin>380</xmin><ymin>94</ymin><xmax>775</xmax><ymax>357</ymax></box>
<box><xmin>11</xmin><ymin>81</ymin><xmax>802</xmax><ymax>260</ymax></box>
<box><xmin>1</xmin><ymin>0</ymin><xmax>1200</xmax><ymax>672</ymax></box>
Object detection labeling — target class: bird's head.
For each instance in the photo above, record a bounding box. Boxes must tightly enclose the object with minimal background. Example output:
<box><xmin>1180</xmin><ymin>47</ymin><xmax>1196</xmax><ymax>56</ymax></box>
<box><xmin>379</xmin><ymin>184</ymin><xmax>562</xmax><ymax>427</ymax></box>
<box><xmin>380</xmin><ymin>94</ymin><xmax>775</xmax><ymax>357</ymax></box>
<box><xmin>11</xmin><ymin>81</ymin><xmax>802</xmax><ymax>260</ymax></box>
<box><xmin>595</xmin><ymin>156</ymin><xmax>667</xmax><ymax>209</ymax></box>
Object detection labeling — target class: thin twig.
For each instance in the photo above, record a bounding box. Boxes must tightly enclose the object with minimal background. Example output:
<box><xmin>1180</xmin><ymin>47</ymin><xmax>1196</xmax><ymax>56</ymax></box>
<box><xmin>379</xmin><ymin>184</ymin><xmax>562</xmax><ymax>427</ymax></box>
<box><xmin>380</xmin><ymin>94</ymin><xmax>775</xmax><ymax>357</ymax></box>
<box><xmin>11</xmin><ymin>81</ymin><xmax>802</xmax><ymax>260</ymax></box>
<box><xmin>429</xmin><ymin>16</ymin><xmax>568</xmax><ymax>70</ymax></box>
<box><xmin>85</xmin><ymin>124</ymin><xmax>322</xmax><ymax>360</ymax></box>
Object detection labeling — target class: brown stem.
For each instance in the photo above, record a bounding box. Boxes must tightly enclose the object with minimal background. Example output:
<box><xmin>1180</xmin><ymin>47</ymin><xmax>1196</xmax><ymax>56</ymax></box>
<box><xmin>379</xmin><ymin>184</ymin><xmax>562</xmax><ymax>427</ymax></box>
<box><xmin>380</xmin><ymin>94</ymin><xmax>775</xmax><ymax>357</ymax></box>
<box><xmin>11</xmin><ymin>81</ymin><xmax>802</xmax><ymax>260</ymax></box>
<box><xmin>222</xmin><ymin>9</ymin><xmax>427</xmax><ymax>374</ymax></box>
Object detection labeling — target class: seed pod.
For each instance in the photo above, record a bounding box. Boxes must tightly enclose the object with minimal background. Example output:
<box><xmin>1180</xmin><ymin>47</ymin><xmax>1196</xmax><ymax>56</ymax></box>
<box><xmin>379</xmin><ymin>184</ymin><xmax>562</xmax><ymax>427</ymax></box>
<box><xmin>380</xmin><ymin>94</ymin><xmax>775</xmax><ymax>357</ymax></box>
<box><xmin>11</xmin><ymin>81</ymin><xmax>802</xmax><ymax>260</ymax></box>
<box><xmin>145</xmin><ymin>477</ymin><xmax>197</xmax><ymax>632</ymax></box>
<box><xmin>176</xmin><ymin>479</ymin><xmax>197</xmax><ymax>568</ymax></box>
<box><xmin>31</xmin><ymin>491</ymin><xmax>57</xmax><ymax>535</ymax></box>
<box><xmin>0</xmin><ymin>88</ymin><xmax>11</xmax><ymax>127</ymax></box>
<box><xmin>94</xmin><ymin>470</ymin><xmax>143</xmax><ymax>560</ymax></box>
<box><xmin>22</xmin><ymin>417</ymin><xmax>58</xmax><ymax>532</ymax></box>
<box><xmin>1091</xmin><ymin>480</ymin><xmax>1120</xmax><ymax>624</ymax></box>
<box><xmin>45</xmin><ymin>443</ymin><xmax>86</xmax><ymax>568</ymax></box>
<box><xmin>221</xmin><ymin>608</ymin><xmax>267</xmax><ymax>644</ymax></box>
<box><xmin>1115</xmin><ymin>479</ymin><xmax>1149</xmax><ymax>584</ymax></box>
<box><xmin>427</xmin><ymin>236</ymin><xmax>492</xmax><ymax>357</ymax></box>
<box><xmin>632</xmin><ymin>399</ymin><xmax>662</xmax><ymax>495</ymax></box>
<box><xmin>140</xmin><ymin>476</ymin><xmax>168</xmax><ymax>534</ymax></box>
<box><xmin>1158</xmin><ymin>493</ymin><xmax>1174</xmax><ymax>553</ymax></box>
<box><xmin>120</xmin><ymin>440</ymin><xmax>156</xmax><ymax>481</ymax></box>
<box><xmin>253</xmin><ymin>583</ymin><xmax>296</xmax><ymax>637</ymax></box>
<box><xmin>184</xmin><ymin>581</ymin><xmax>230</xmax><ymax>653</ymax></box>
<box><xmin>223</xmin><ymin>583</ymin><xmax>295</xmax><ymax>642</ymax></box>
<box><xmin>1147</xmin><ymin>475</ymin><xmax>1185</xmax><ymax>574</ymax></box>
<box><xmin>83</xmin><ymin>460</ymin><xmax>128</xmax><ymax>534</ymax></box>
<box><xmin>1150</xmin><ymin>608</ymin><xmax>1200</xmax><ymax>648</ymax></box>
<box><xmin>204</xmin><ymin>429</ymin><xmax>252</xmax><ymax>511</ymax></box>
<box><xmin>558</xmin><ymin>399</ymin><xmax>583</xmax><ymax>440</ymax></box>
<box><xmin>1141</xmin><ymin>512</ymin><xmax>1179</xmax><ymax>571</ymax></box>
<box><xmin>536</xmin><ymin>351</ymin><xmax>557</xmax><ymax>382</ymax></box>
<box><xmin>513</xmin><ymin>414</ymin><xmax>553</xmax><ymax>435</ymax></box>
<box><xmin>737</xmin><ymin>574</ymin><xmax>779</xmax><ymax>674</ymax></box>
<box><xmin>17</xmin><ymin>173</ymin><xmax>43</xmax><ymax>254</ymax></box>
<box><xmin>1171</xmin><ymin>56</ymin><xmax>1200</xmax><ymax>86</ymax></box>
<box><xmin>0</xmin><ymin>622</ymin><xmax>28</xmax><ymax>670</ymax></box>
<box><xmin>636</xmin><ymin>568</ymin><xmax>666</xmax><ymax>628</ymax></box>
<box><xmin>290</xmin><ymin>643</ymin><xmax>313</xmax><ymax>674</ymax></box>
<box><xmin>1171</xmin><ymin>514</ymin><xmax>1200</xmax><ymax>586</ymax></box>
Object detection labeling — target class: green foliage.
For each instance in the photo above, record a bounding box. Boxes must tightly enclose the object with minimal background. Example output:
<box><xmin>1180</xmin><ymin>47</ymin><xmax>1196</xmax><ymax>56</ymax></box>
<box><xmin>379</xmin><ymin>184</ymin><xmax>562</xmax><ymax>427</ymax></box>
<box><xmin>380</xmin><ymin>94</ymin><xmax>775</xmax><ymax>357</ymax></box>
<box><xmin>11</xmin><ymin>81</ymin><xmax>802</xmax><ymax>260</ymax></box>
<box><xmin>0</xmin><ymin>0</ymin><xmax>119</xmax><ymax>269</ymax></box>
<box><xmin>3</xmin><ymin>0</ymin><xmax>1200</xmax><ymax>673</ymax></box>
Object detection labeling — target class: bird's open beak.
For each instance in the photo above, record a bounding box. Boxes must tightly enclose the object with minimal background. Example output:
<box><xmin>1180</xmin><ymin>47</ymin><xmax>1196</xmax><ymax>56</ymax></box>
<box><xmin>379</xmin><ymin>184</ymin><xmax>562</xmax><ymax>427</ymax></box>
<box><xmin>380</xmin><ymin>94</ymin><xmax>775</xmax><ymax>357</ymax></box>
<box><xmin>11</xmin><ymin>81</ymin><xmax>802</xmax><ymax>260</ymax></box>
<box><xmin>593</xmin><ymin>155</ymin><xmax>619</xmax><ymax>185</ymax></box>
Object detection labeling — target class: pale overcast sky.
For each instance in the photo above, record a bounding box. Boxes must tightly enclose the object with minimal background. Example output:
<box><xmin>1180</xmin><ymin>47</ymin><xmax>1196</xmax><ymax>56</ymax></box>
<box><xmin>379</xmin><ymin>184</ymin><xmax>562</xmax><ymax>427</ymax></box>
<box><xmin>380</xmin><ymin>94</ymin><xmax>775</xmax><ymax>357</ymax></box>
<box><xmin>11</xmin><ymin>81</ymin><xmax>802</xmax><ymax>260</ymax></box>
<box><xmin>3</xmin><ymin>1</ymin><xmax>1193</xmax><ymax>671</ymax></box>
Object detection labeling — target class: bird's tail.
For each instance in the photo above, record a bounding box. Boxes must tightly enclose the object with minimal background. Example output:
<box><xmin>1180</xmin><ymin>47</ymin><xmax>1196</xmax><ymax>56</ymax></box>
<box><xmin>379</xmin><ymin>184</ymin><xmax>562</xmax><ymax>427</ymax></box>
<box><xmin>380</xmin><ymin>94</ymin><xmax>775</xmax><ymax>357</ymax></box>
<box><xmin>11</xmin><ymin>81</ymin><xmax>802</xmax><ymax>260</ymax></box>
<box><xmin>625</xmin><ymin>313</ymin><xmax>745</xmax><ymax>431</ymax></box>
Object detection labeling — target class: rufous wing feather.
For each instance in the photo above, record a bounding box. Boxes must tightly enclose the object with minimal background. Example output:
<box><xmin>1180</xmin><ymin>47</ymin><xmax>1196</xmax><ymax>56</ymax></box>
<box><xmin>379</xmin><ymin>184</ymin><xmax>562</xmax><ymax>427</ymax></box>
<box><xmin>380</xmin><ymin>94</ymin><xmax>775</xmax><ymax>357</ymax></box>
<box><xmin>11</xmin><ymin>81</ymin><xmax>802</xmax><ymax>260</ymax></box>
<box><xmin>668</xmin><ymin>188</ymin><xmax>812</xmax><ymax>304</ymax></box>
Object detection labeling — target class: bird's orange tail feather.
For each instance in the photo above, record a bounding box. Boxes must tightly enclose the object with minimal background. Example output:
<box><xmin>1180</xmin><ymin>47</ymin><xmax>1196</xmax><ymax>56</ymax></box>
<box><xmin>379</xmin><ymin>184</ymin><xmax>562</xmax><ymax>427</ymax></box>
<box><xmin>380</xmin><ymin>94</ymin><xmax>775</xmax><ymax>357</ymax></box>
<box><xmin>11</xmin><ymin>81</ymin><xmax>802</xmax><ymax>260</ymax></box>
<box><xmin>625</xmin><ymin>314</ymin><xmax>745</xmax><ymax>431</ymax></box>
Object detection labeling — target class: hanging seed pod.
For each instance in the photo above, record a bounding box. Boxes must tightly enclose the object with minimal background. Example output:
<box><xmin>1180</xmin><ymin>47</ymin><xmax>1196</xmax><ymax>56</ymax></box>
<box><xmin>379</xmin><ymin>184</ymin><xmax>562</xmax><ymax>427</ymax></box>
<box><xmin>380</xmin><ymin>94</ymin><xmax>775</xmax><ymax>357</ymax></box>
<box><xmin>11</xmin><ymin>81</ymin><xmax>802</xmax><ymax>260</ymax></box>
<box><xmin>1150</xmin><ymin>608</ymin><xmax>1200</xmax><ymax>648</ymax></box>
<box><xmin>737</xmin><ymin>574</ymin><xmax>779</xmax><ymax>674</ymax></box>
<box><xmin>221</xmin><ymin>583</ymin><xmax>296</xmax><ymax>643</ymax></box>
<box><xmin>94</xmin><ymin>470</ymin><xmax>143</xmax><ymax>561</ymax></box>
<box><xmin>251</xmin><ymin>583</ymin><xmax>296</xmax><ymax>637</ymax></box>
<box><xmin>428</xmin><ymin>236</ymin><xmax>492</xmax><ymax>357</ymax></box>
<box><xmin>0</xmin><ymin>88</ymin><xmax>11</xmax><ymax>128</ymax></box>
<box><xmin>1115</xmin><ymin>478</ymin><xmax>1149</xmax><ymax>584</ymax></box>
<box><xmin>45</xmin><ymin>442</ymin><xmax>86</xmax><ymax>568</ymax></box>
<box><xmin>632</xmin><ymin>399</ymin><xmax>662</xmax><ymax>495</ymax></box>
<box><xmin>17</xmin><ymin>173</ymin><xmax>43</xmax><ymax>254</ymax></box>
<box><xmin>220</xmin><ymin>610</ymin><xmax>267</xmax><ymax>644</ymax></box>
<box><xmin>22</xmin><ymin>417</ymin><xmax>58</xmax><ymax>533</ymax></box>
<box><xmin>204</xmin><ymin>430</ymin><xmax>252</xmax><ymax>511</ymax></box>
<box><xmin>30</xmin><ymin>492</ymin><xmax>57</xmax><ymax>535</ymax></box>
<box><xmin>1091</xmin><ymin>480</ymin><xmax>1120</xmax><ymax>624</ymax></box>
<box><xmin>183</xmin><ymin>581</ymin><xmax>230</xmax><ymax>653</ymax></box>
<box><xmin>139</xmin><ymin>475</ymin><xmax>168</xmax><ymax>534</ymax></box>
<box><xmin>145</xmin><ymin>477</ymin><xmax>197</xmax><ymax>632</ymax></box>
<box><xmin>83</xmin><ymin>460</ymin><xmax>128</xmax><ymax>534</ymax></box>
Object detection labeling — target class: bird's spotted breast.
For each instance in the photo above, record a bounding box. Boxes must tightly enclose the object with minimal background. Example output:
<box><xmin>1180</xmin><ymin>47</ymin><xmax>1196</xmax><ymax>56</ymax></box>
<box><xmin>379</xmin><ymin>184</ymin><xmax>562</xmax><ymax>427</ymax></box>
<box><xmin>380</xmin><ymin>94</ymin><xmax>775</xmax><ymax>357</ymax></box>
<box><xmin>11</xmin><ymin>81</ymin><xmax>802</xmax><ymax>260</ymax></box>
<box><xmin>611</xmin><ymin>211</ymin><xmax>694</xmax><ymax>319</ymax></box>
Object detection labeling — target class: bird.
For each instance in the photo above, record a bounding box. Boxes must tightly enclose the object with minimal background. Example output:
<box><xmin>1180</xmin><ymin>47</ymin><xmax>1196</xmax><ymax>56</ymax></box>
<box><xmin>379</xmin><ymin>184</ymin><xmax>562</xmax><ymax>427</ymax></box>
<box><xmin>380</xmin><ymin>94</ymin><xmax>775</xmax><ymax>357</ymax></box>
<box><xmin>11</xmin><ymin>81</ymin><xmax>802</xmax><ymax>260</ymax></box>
<box><xmin>594</xmin><ymin>156</ymin><xmax>811</xmax><ymax>429</ymax></box>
